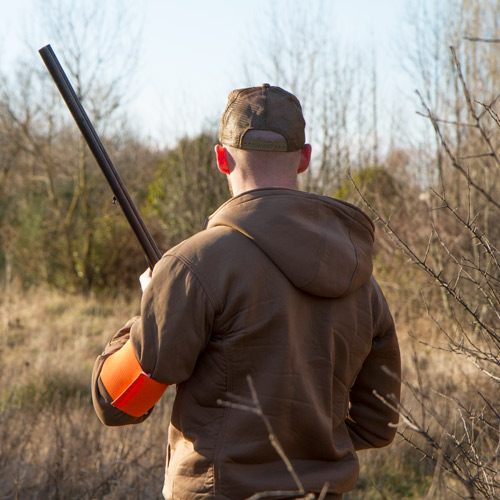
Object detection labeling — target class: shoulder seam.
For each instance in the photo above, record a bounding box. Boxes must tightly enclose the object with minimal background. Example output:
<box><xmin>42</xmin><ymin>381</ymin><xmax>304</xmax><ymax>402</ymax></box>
<box><xmin>165</xmin><ymin>252</ymin><xmax>221</xmax><ymax>312</ymax></box>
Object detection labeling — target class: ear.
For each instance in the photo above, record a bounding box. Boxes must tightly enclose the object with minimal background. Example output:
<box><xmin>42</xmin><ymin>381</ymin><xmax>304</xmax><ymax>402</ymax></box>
<box><xmin>297</xmin><ymin>144</ymin><xmax>312</xmax><ymax>174</ymax></box>
<box><xmin>215</xmin><ymin>144</ymin><xmax>231</xmax><ymax>175</ymax></box>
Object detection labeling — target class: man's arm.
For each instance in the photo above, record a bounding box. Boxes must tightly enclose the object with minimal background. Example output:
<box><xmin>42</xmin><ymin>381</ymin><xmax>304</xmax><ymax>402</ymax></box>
<box><xmin>91</xmin><ymin>253</ymin><xmax>216</xmax><ymax>426</ymax></box>
<box><xmin>346</xmin><ymin>283</ymin><xmax>401</xmax><ymax>450</ymax></box>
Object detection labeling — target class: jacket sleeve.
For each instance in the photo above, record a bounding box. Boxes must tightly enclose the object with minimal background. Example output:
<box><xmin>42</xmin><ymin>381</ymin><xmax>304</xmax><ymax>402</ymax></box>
<box><xmin>92</xmin><ymin>253</ymin><xmax>216</xmax><ymax>426</ymax></box>
<box><xmin>346</xmin><ymin>281</ymin><xmax>401</xmax><ymax>450</ymax></box>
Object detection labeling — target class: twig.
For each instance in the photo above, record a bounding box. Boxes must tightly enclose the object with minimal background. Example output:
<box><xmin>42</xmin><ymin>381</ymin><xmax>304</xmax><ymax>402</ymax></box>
<box><xmin>349</xmin><ymin>172</ymin><xmax>500</xmax><ymax>345</ymax></box>
<box><xmin>218</xmin><ymin>376</ymin><xmax>332</xmax><ymax>499</ymax></box>
<box><xmin>218</xmin><ymin>375</ymin><xmax>307</xmax><ymax>496</ymax></box>
<box><xmin>416</xmin><ymin>89</ymin><xmax>500</xmax><ymax>210</ymax></box>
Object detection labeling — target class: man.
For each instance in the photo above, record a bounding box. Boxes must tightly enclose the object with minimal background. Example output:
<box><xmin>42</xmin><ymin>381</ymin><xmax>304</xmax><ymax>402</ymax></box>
<box><xmin>92</xmin><ymin>84</ymin><xmax>401</xmax><ymax>499</ymax></box>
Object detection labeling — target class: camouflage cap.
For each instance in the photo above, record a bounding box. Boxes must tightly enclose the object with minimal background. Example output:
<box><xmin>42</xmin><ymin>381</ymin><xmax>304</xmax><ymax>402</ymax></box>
<box><xmin>219</xmin><ymin>84</ymin><xmax>306</xmax><ymax>152</ymax></box>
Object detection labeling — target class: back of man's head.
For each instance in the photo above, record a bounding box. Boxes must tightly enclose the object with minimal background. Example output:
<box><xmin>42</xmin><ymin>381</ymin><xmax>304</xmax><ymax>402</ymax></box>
<box><xmin>219</xmin><ymin>84</ymin><xmax>306</xmax><ymax>153</ymax></box>
<box><xmin>217</xmin><ymin>84</ymin><xmax>310</xmax><ymax>194</ymax></box>
<box><xmin>226</xmin><ymin>130</ymin><xmax>302</xmax><ymax>169</ymax></box>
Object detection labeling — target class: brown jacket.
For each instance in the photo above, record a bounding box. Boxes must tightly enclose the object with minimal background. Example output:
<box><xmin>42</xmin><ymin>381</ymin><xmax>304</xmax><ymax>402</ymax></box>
<box><xmin>92</xmin><ymin>188</ymin><xmax>401</xmax><ymax>499</ymax></box>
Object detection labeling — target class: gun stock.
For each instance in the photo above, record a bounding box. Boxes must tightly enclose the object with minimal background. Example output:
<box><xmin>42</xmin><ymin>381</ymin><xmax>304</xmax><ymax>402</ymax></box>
<box><xmin>39</xmin><ymin>44</ymin><xmax>162</xmax><ymax>269</ymax></box>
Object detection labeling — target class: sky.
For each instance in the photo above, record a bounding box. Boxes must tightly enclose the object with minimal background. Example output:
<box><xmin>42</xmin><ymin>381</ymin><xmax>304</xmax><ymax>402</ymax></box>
<box><xmin>0</xmin><ymin>0</ymin><xmax>411</xmax><ymax>147</ymax></box>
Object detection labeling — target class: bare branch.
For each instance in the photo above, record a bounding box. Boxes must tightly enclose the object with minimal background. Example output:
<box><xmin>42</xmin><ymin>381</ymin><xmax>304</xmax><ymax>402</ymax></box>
<box><xmin>464</xmin><ymin>36</ymin><xmax>500</xmax><ymax>44</ymax></box>
<box><xmin>416</xmin><ymin>90</ymin><xmax>500</xmax><ymax>210</ymax></box>
<box><xmin>349</xmin><ymin>172</ymin><xmax>500</xmax><ymax>344</ymax></box>
<box><xmin>218</xmin><ymin>375</ymin><xmax>306</xmax><ymax>496</ymax></box>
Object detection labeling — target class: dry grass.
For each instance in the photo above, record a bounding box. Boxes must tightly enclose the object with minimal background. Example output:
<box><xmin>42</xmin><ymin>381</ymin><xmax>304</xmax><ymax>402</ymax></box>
<box><xmin>0</xmin><ymin>285</ymin><xmax>491</xmax><ymax>499</ymax></box>
<box><xmin>0</xmin><ymin>286</ymin><xmax>173</xmax><ymax>499</ymax></box>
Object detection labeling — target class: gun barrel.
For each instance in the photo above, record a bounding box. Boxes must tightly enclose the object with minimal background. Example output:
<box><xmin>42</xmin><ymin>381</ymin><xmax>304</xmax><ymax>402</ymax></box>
<box><xmin>39</xmin><ymin>44</ymin><xmax>162</xmax><ymax>269</ymax></box>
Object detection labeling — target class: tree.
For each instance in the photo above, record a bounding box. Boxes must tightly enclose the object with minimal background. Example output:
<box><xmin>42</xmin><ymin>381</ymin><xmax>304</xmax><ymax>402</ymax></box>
<box><xmin>145</xmin><ymin>131</ymin><xmax>229</xmax><ymax>247</ymax></box>
<box><xmin>0</xmin><ymin>0</ymin><xmax>142</xmax><ymax>293</ymax></box>
<box><xmin>239</xmin><ymin>0</ymin><xmax>377</xmax><ymax>195</ymax></box>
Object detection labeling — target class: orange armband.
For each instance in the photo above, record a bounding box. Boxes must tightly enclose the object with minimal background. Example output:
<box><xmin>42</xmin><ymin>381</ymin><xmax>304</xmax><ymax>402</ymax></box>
<box><xmin>100</xmin><ymin>339</ymin><xmax>168</xmax><ymax>417</ymax></box>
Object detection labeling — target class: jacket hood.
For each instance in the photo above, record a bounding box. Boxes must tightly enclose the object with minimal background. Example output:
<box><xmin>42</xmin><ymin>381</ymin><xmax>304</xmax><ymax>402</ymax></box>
<box><xmin>206</xmin><ymin>188</ymin><xmax>375</xmax><ymax>298</ymax></box>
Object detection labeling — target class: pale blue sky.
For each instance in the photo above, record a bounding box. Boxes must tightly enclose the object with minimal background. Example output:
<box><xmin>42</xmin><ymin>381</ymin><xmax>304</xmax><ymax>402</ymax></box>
<box><xmin>0</xmin><ymin>0</ymin><xmax>410</xmax><ymax>145</ymax></box>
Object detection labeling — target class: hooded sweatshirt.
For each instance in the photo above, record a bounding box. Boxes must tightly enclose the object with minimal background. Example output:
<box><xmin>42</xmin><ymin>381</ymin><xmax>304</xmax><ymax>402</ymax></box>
<box><xmin>92</xmin><ymin>188</ymin><xmax>401</xmax><ymax>500</ymax></box>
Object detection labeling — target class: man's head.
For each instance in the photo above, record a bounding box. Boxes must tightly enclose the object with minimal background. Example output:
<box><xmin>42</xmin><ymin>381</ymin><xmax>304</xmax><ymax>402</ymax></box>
<box><xmin>216</xmin><ymin>84</ymin><xmax>311</xmax><ymax>196</ymax></box>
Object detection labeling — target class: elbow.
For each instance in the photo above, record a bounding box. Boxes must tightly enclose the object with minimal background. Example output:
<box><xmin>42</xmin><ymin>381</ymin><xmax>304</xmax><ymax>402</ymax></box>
<box><xmin>91</xmin><ymin>371</ymin><xmax>150</xmax><ymax>427</ymax></box>
<box><xmin>346</xmin><ymin>411</ymin><xmax>399</xmax><ymax>451</ymax></box>
<box><xmin>92</xmin><ymin>390</ymin><xmax>151</xmax><ymax>427</ymax></box>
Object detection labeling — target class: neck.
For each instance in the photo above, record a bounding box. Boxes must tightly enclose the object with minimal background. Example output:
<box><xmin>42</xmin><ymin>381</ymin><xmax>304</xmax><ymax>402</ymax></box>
<box><xmin>228</xmin><ymin>175</ymin><xmax>298</xmax><ymax>197</ymax></box>
<box><xmin>220</xmin><ymin>144</ymin><xmax>306</xmax><ymax>197</ymax></box>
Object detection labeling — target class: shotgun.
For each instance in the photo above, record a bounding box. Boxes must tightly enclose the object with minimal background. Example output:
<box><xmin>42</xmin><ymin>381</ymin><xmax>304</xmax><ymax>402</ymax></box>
<box><xmin>38</xmin><ymin>44</ymin><xmax>162</xmax><ymax>269</ymax></box>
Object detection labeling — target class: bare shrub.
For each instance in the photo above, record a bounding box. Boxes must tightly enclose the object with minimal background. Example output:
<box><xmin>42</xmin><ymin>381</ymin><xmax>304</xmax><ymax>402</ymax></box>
<box><xmin>354</xmin><ymin>42</ymin><xmax>500</xmax><ymax>499</ymax></box>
